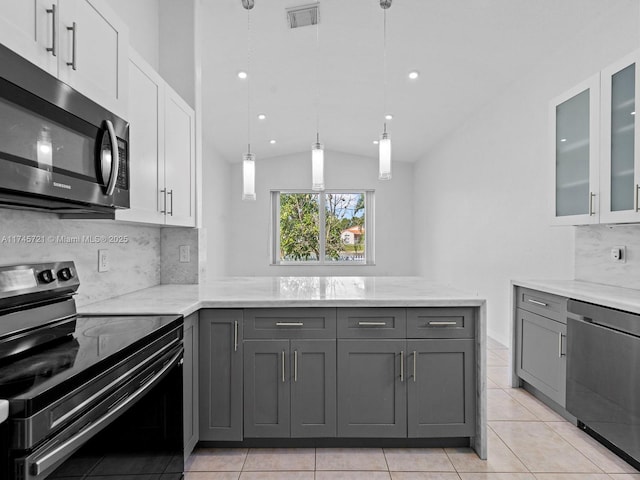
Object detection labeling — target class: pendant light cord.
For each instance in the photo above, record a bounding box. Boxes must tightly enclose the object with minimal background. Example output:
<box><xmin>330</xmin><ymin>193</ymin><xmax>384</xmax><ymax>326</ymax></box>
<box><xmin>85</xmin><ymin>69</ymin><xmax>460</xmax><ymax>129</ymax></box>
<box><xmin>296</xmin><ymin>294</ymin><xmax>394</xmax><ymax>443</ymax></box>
<box><xmin>383</xmin><ymin>7</ymin><xmax>387</xmax><ymax>134</ymax></box>
<box><xmin>247</xmin><ymin>7</ymin><xmax>252</xmax><ymax>154</ymax></box>
<box><xmin>315</xmin><ymin>13</ymin><xmax>320</xmax><ymax>143</ymax></box>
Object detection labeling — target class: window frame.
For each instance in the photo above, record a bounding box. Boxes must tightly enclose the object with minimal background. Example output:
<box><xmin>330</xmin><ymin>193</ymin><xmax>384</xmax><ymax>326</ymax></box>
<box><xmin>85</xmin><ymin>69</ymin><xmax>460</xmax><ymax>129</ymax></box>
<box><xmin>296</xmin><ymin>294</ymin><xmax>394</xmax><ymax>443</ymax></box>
<box><xmin>270</xmin><ymin>189</ymin><xmax>375</xmax><ymax>266</ymax></box>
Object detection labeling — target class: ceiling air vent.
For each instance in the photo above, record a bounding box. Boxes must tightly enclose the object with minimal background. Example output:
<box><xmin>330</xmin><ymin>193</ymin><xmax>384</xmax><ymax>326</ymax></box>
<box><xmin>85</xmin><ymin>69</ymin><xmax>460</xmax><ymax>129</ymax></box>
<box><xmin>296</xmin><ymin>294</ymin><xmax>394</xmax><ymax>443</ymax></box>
<box><xmin>286</xmin><ymin>3</ymin><xmax>320</xmax><ymax>29</ymax></box>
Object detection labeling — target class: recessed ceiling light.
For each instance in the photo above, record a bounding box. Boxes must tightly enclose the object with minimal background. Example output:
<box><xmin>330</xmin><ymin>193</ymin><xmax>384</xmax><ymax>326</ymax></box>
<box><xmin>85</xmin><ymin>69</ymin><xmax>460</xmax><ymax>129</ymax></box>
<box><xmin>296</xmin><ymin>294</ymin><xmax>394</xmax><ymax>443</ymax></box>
<box><xmin>385</xmin><ymin>114</ymin><xmax>393</xmax><ymax>120</ymax></box>
<box><xmin>257</xmin><ymin>113</ymin><xmax>266</xmax><ymax>120</ymax></box>
<box><xmin>237</xmin><ymin>71</ymin><xmax>248</xmax><ymax>79</ymax></box>
<box><xmin>373</xmin><ymin>140</ymin><xmax>379</xmax><ymax>145</ymax></box>
<box><xmin>270</xmin><ymin>139</ymin><xmax>276</xmax><ymax>144</ymax></box>
<box><xmin>408</xmin><ymin>71</ymin><xmax>419</xmax><ymax>80</ymax></box>
<box><xmin>560</xmin><ymin>138</ymin><xmax>567</xmax><ymax>142</ymax></box>
<box><xmin>632</xmin><ymin>111</ymin><xmax>636</xmax><ymax>116</ymax></box>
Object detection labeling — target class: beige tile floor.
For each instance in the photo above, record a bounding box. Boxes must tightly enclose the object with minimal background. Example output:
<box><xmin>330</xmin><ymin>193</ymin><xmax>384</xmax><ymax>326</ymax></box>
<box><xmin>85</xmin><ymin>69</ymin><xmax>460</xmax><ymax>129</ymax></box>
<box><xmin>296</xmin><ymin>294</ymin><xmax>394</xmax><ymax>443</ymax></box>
<box><xmin>186</xmin><ymin>338</ymin><xmax>640</xmax><ymax>480</ymax></box>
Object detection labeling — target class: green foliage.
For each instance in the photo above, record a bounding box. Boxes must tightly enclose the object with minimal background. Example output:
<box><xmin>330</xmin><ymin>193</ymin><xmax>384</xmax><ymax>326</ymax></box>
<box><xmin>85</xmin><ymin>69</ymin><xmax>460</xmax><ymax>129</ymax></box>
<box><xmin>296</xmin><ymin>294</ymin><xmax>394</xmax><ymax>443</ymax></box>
<box><xmin>279</xmin><ymin>193</ymin><xmax>365</xmax><ymax>262</ymax></box>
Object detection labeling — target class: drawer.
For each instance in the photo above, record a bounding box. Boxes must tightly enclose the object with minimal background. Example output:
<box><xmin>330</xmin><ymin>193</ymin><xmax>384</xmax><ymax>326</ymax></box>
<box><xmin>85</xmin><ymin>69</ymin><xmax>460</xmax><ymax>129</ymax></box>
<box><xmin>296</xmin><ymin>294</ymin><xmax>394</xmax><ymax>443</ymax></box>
<box><xmin>516</xmin><ymin>287</ymin><xmax>567</xmax><ymax>324</ymax></box>
<box><xmin>407</xmin><ymin>308</ymin><xmax>474</xmax><ymax>338</ymax></box>
<box><xmin>244</xmin><ymin>308</ymin><xmax>336</xmax><ymax>339</ymax></box>
<box><xmin>337</xmin><ymin>308</ymin><xmax>406</xmax><ymax>338</ymax></box>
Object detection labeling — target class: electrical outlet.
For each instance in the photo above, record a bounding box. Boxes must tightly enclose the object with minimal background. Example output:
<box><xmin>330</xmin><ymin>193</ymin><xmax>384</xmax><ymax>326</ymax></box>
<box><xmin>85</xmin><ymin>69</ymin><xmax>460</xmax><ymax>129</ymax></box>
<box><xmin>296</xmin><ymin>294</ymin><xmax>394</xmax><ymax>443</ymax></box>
<box><xmin>179</xmin><ymin>245</ymin><xmax>190</xmax><ymax>263</ymax></box>
<box><xmin>610</xmin><ymin>245</ymin><xmax>626</xmax><ymax>263</ymax></box>
<box><xmin>98</xmin><ymin>249</ymin><xmax>110</xmax><ymax>272</ymax></box>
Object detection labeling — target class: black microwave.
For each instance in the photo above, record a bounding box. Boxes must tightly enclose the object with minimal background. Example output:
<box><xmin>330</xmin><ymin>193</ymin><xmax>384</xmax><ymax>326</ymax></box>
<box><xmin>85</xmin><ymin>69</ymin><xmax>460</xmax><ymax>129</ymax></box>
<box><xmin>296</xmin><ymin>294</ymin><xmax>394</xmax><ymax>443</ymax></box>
<box><xmin>0</xmin><ymin>43</ymin><xmax>129</xmax><ymax>217</ymax></box>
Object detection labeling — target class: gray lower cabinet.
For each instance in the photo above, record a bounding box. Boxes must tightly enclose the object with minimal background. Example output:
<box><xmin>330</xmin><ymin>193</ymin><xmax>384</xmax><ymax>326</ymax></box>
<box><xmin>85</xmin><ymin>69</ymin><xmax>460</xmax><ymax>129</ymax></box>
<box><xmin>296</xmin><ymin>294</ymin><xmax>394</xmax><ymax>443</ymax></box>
<box><xmin>244</xmin><ymin>339</ymin><xmax>336</xmax><ymax>438</ymax></box>
<box><xmin>337</xmin><ymin>339</ymin><xmax>407</xmax><ymax>437</ymax></box>
<box><xmin>515</xmin><ymin>308</ymin><xmax>567</xmax><ymax>406</ymax></box>
<box><xmin>407</xmin><ymin>339</ymin><xmax>475</xmax><ymax>437</ymax></box>
<box><xmin>199</xmin><ymin>310</ymin><xmax>243</xmax><ymax>441</ymax></box>
<box><xmin>183</xmin><ymin>312</ymin><xmax>199</xmax><ymax>459</ymax></box>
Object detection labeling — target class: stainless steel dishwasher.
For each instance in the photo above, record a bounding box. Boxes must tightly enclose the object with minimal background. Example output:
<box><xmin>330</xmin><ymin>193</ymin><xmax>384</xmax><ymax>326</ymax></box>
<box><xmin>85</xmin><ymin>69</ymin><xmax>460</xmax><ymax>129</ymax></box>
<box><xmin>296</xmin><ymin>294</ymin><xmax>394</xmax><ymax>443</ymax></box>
<box><xmin>566</xmin><ymin>299</ymin><xmax>640</xmax><ymax>469</ymax></box>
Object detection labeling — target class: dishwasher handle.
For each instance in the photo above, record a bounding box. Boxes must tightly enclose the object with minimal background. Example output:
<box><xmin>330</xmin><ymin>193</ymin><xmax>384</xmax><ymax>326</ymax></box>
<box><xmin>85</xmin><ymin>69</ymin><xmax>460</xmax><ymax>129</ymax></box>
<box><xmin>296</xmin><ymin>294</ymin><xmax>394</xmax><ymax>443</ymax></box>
<box><xmin>568</xmin><ymin>299</ymin><xmax>640</xmax><ymax>337</ymax></box>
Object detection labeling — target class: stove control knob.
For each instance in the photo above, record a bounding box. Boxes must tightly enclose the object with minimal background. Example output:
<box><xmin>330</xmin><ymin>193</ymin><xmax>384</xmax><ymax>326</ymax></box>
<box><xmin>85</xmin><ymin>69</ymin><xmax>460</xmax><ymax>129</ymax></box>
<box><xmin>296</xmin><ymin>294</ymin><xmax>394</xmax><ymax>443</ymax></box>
<box><xmin>38</xmin><ymin>269</ymin><xmax>55</xmax><ymax>284</ymax></box>
<box><xmin>57</xmin><ymin>268</ymin><xmax>74</xmax><ymax>281</ymax></box>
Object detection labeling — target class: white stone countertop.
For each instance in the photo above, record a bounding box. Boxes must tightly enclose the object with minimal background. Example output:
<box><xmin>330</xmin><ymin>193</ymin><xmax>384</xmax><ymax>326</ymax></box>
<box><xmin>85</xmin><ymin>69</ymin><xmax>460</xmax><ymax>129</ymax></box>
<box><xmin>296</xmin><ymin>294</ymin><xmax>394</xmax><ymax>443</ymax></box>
<box><xmin>512</xmin><ymin>279</ymin><xmax>640</xmax><ymax>314</ymax></box>
<box><xmin>79</xmin><ymin>276</ymin><xmax>486</xmax><ymax>317</ymax></box>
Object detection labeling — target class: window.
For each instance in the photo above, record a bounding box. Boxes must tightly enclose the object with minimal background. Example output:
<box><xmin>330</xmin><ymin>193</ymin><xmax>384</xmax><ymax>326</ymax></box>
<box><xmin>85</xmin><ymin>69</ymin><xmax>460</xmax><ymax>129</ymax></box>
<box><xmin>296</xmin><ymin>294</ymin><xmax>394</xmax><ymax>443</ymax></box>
<box><xmin>272</xmin><ymin>191</ymin><xmax>374</xmax><ymax>265</ymax></box>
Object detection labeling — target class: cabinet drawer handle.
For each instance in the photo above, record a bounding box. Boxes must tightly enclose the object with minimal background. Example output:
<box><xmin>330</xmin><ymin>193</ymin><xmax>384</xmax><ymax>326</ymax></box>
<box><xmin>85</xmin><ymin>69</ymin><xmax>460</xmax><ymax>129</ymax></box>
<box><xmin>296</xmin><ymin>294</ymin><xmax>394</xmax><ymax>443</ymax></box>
<box><xmin>294</xmin><ymin>350</ymin><xmax>298</xmax><ymax>382</ymax></box>
<box><xmin>559</xmin><ymin>333</ymin><xmax>565</xmax><ymax>358</ymax></box>
<box><xmin>413</xmin><ymin>351</ymin><xmax>417</xmax><ymax>382</ymax></box>
<box><xmin>427</xmin><ymin>321</ymin><xmax>458</xmax><ymax>326</ymax></box>
<box><xmin>234</xmin><ymin>320</ymin><xmax>238</xmax><ymax>352</ymax></box>
<box><xmin>527</xmin><ymin>299</ymin><xmax>547</xmax><ymax>307</ymax></box>
<box><xmin>66</xmin><ymin>22</ymin><xmax>77</xmax><ymax>70</ymax></box>
<box><xmin>46</xmin><ymin>5</ymin><xmax>57</xmax><ymax>57</ymax></box>
<box><xmin>276</xmin><ymin>322</ymin><xmax>304</xmax><ymax>327</ymax></box>
<box><xmin>160</xmin><ymin>189</ymin><xmax>167</xmax><ymax>214</ymax></box>
<box><xmin>589</xmin><ymin>191</ymin><xmax>596</xmax><ymax>216</ymax></box>
<box><xmin>400</xmin><ymin>350</ymin><xmax>404</xmax><ymax>382</ymax></box>
<box><xmin>168</xmin><ymin>189</ymin><xmax>174</xmax><ymax>216</ymax></box>
<box><xmin>358</xmin><ymin>321</ymin><xmax>387</xmax><ymax>326</ymax></box>
<box><xmin>282</xmin><ymin>350</ymin><xmax>286</xmax><ymax>383</ymax></box>
<box><xmin>635</xmin><ymin>184</ymin><xmax>639</xmax><ymax>213</ymax></box>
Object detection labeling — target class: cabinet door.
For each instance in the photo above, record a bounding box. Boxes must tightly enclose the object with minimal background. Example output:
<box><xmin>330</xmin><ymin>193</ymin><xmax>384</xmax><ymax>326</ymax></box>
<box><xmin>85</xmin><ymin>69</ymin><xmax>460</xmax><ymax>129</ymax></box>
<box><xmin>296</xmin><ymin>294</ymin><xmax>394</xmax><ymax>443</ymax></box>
<box><xmin>0</xmin><ymin>0</ymin><xmax>58</xmax><ymax>76</ymax></box>
<box><xmin>57</xmin><ymin>0</ymin><xmax>128</xmax><ymax>118</ymax></box>
<box><xmin>183</xmin><ymin>312</ymin><xmax>199</xmax><ymax>460</ymax></box>
<box><xmin>199</xmin><ymin>310</ymin><xmax>243</xmax><ymax>441</ymax></box>
<box><xmin>337</xmin><ymin>339</ymin><xmax>406</xmax><ymax>437</ymax></box>
<box><xmin>516</xmin><ymin>308</ymin><xmax>567</xmax><ymax>406</ymax></box>
<box><xmin>407</xmin><ymin>339</ymin><xmax>475</xmax><ymax>438</ymax></box>
<box><xmin>550</xmin><ymin>74</ymin><xmax>600</xmax><ymax>225</ymax></box>
<box><xmin>164</xmin><ymin>84</ymin><xmax>196</xmax><ymax>227</ymax></box>
<box><xmin>115</xmin><ymin>49</ymin><xmax>165</xmax><ymax>225</ymax></box>
<box><xmin>600</xmin><ymin>50</ymin><xmax>640</xmax><ymax>223</ymax></box>
<box><xmin>244</xmin><ymin>339</ymin><xmax>290</xmax><ymax>438</ymax></box>
<box><xmin>290</xmin><ymin>339</ymin><xmax>336</xmax><ymax>438</ymax></box>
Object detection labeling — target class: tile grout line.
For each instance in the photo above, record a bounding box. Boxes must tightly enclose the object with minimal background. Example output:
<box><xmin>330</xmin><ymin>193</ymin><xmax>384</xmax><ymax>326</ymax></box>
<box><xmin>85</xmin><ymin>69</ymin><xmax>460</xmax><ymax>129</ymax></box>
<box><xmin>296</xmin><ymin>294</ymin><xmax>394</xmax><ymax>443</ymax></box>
<box><xmin>486</xmin><ymin>420</ymin><xmax>535</xmax><ymax>476</ymax></box>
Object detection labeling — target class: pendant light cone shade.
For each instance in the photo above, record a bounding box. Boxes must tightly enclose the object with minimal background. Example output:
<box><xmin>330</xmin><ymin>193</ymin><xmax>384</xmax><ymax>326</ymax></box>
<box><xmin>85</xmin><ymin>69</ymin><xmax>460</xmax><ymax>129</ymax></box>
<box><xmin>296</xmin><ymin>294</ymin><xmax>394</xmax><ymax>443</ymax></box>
<box><xmin>311</xmin><ymin>142</ymin><xmax>325</xmax><ymax>191</ymax></box>
<box><xmin>379</xmin><ymin>132</ymin><xmax>391</xmax><ymax>180</ymax></box>
<box><xmin>242</xmin><ymin>153</ymin><xmax>256</xmax><ymax>200</ymax></box>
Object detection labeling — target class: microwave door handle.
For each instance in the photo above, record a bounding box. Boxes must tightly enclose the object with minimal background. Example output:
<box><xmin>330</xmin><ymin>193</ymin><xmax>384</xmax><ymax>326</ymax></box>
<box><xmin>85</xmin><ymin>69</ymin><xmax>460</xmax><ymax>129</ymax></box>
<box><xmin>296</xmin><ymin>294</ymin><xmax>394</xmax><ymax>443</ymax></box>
<box><xmin>104</xmin><ymin>120</ymin><xmax>119</xmax><ymax>196</ymax></box>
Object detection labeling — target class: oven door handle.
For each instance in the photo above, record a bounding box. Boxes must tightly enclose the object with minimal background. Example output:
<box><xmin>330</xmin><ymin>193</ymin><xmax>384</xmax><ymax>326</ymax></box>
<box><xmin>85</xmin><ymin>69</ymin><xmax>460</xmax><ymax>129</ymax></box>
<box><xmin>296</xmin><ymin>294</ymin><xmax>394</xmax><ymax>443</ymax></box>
<box><xmin>28</xmin><ymin>348</ymin><xmax>182</xmax><ymax>479</ymax></box>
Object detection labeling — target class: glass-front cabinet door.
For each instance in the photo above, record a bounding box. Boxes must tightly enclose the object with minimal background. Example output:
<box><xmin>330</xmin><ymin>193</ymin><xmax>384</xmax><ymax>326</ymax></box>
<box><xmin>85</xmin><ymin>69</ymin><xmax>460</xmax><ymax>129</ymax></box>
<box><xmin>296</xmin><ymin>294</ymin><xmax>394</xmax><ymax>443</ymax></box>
<box><xmin>550</xmin><ymin>74</ymin><xmax>601</xmax><ymax>225</ymax></box>
<box><xmin>600</xmin><ymin>50</ymin><xmax>640</xmax><ymax>223</ymax></box>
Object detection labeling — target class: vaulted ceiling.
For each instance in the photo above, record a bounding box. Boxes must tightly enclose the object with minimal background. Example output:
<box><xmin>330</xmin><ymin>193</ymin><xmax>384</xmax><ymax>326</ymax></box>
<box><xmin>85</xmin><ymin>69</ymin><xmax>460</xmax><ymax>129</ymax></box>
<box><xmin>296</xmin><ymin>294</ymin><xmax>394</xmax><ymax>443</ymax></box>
<box><xmin>202</xmin><ymin>0</ymin><xmax>630</xmax><ymax>163</ymax></box>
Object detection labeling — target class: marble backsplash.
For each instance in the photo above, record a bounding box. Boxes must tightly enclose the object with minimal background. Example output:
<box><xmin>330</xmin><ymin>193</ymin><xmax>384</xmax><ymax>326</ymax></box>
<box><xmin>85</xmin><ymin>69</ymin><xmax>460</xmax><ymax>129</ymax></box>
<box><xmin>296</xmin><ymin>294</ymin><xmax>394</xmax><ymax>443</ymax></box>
<box><xmin>575</xmin><ymin>224</ymin><xmax>640</xmax><ymax>290</ymax></box>
<box><xmin>0</xmin><ymin>209</ymin><xmax>161</xmax><ymax>306</ymax></box>
<box><xmin>160</xmin><ymin>227</ymin><xmax>206</xmax><ymax>284</ymax></box>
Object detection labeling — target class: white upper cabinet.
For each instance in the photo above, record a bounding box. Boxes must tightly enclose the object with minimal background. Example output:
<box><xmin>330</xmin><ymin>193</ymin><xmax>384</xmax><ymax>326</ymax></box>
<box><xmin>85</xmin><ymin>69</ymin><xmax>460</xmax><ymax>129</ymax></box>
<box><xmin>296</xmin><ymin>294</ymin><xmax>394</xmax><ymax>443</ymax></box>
<box><xmin>600</xmin><ymin>50</ymin><xmax>640</xmax><ymax>223</ymax></box>
<box><xmin>0</xmin><ymin>0</ymin><xmax>128</xmax><ymax>119</ymax></box>
<box><xmin>550</xmin><ymin>74</ymin><xmax>601</xmax><ymax>225</ymax></box>
<box><xmin>164</xmin><ymin>85</ymin><xmax>196</xmax><ymax>227</ymax></box>
<box><xmin>116</xmin><ymin>49</ymin><xmax>195</xmax><ymax>228</ymax></box>
<box><xmin>0</xmin><ymin>0</ymin><xmax>58</xmax><ymax>76</ymax></box>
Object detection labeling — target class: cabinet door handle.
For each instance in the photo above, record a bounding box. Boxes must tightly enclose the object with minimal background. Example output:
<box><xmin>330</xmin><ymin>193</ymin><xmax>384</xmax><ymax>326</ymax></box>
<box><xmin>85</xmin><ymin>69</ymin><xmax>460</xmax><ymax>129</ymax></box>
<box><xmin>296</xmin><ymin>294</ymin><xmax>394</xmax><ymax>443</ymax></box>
<box><xmin>559</xmin><ymin>333</ymin><xmax>565</xmax><ymax>358</ymax></box>
<box><xmin>427</xmin><ymin>321</ymin><xmax>458</xmax><ymax>326</ymax></box>
<box><xmin>276</xmin><ymin>322</ymin><xmax>303</xmax><ymax>327</ymax></box>
<box><xmin>234</xmin><ymin>320</ymin><xmax>238</xmax><ymax>352</ymax></box>
<box><xmin>46</xmin><ymin>5</ymin><xmax>57</xmax><ymax>56</ymax></box>
<box><xmin>168</xmin><ymin>189</ymin><xmax>174</xmax><ymax>216</ymax></box>
<box><xmin>635</xmin><ymin>184</ymin><xmax>639</xmax><ymax>213</ymax></box>
<box><xmin>160</xmin><ymin>189</ymin><xmax>167</xmax><ymax>214</ymax></box>
<box><xmin>282</xmin><ymin>350</ymin><xmax>286</xmax><ymax>383</ymax></box>
<box><xmin>358</xmin><ymin>321</ymin><xmax>386</xmax><ymax>326</ymax></box>
<box><xmin>400</xmin><ymin>350</ymin><xmax>404</xmax><ymax>382</ymax></box>
<box><xmin>413</xmin><ymin>351</ymin><xmax>417</xmax><ymax>382</ymax></box>
<box><xmin>527</xmin><ymin>299</ymin><xmax>547</xmax><ymax>307</ymax></box>
<box><xmin>589</xmin><ymin>191</ymin><xmax>596</xmax><ymax>216</ymax></box>
<box><xmin>294</xmin><ymin>350</ymin><xmax>298</xmax><ymax>382</ymax></box>
<box><xmin>66</xmin><ymin>22</ymin><xmax>77</xmax><ymax>70</ymax></box>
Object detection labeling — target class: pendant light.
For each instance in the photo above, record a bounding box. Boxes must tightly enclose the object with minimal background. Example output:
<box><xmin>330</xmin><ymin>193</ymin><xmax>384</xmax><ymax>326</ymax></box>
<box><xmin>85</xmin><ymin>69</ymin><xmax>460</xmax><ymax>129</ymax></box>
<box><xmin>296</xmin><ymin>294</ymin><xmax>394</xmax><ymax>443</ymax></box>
<box><xmin>379</xmin><ymin>0</ymin><xmax>392</xmax><ymax>180</ymax></box>
<box><xmin>242</xmin><ymin>0</ymin><xmax>256</xmax><ymax>200</ymax></box>
<box><xmin>311</xmin><ymin>6</ymin><xmax>324</xmax><ymax>191</ymax></box>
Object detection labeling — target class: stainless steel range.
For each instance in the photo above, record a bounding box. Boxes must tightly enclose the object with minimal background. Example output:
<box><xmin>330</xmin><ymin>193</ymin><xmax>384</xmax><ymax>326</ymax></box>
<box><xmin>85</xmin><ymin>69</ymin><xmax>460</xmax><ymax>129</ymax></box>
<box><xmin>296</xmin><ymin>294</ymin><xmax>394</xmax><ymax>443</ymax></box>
<box><xmin>0</xmin><ymin>261</ymin><xmax>184</xmax><ymax>480</ymax></box>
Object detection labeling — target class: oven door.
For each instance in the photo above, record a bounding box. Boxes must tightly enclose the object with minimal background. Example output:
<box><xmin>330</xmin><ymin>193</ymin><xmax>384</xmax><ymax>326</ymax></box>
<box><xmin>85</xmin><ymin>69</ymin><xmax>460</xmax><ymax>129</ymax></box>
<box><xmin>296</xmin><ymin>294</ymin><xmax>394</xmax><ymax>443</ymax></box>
<box><xmin>0</xmin><ymin>44</ymin><xmax>129</xmax><ymax>212</ymax></box>
<box><xmin>12</xmin><ymin>346</ymin><xmax>184</xmax><ymax>480</ymax></box>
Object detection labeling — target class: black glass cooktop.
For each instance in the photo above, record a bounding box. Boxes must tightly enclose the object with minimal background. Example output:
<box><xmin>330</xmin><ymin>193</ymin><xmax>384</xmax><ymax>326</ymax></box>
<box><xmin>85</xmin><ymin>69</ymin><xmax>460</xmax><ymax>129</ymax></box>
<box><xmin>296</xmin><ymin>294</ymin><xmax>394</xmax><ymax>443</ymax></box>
<box><xmin>0</xmin><ymin>314</ymin><xmax>182</xmax><ymax>409</ymax></box>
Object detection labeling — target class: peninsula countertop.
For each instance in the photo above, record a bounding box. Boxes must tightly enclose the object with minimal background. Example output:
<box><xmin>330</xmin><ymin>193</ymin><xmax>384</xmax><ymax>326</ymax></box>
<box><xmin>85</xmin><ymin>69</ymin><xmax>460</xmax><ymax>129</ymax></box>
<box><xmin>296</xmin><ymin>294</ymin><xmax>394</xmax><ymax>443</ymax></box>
<box><xmin>78</xmin><ymin>276</ymin><xmax>487</xmax><ymax>316</ymax></box>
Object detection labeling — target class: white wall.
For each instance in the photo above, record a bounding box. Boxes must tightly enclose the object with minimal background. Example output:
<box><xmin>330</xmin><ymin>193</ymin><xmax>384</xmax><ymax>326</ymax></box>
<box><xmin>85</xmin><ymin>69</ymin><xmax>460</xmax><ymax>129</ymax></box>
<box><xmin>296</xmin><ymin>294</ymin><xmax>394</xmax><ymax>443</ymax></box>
<box><xmin>221</xmin><ymin>151</ymin><xmax>415</xmax><ymax>276</ymax></box>
<box><xmin>414</xmin><ymin>2</ymin><xmax>640</xmax><ymax>347</ymax></box>
<box><xmin>106</xmin><ymin>0</ymin><xmax>160</xmax><ymax>69</ymax></box>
